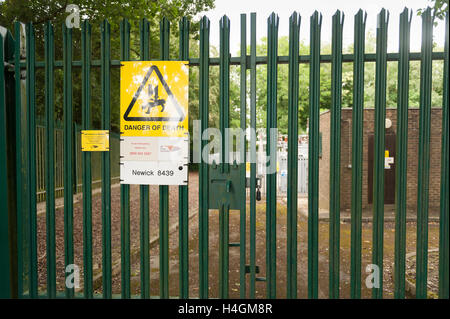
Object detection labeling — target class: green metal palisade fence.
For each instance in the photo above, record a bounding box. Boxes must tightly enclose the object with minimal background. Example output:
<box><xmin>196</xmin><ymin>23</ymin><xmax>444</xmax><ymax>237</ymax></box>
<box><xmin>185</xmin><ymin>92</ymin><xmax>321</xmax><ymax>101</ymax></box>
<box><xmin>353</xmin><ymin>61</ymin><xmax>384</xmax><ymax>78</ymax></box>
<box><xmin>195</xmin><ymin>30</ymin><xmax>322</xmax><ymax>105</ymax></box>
<box><xmin>0</xmin><ymin>8</ymin><xmax>448</xmax><ymax>299</ymax></box>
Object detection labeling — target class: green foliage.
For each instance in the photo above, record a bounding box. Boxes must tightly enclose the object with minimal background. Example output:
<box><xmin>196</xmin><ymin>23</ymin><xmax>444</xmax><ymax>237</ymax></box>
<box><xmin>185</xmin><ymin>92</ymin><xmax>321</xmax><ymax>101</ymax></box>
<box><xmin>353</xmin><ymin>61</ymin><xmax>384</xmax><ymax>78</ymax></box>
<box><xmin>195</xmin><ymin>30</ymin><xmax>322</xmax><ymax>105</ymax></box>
<box><xmin>0</xmin><ymin>0</ymin><xmax>215</xmax><ymax>132</ymax></box>
<box><xmin>226</xmin><ymin>31</ymin><xmax>444</xmax><ymax>133</ymax></box>
<box><xmin>418</xmin><ymin>0</ymin><xmax>449</xmax><ymax>22</ymax></box>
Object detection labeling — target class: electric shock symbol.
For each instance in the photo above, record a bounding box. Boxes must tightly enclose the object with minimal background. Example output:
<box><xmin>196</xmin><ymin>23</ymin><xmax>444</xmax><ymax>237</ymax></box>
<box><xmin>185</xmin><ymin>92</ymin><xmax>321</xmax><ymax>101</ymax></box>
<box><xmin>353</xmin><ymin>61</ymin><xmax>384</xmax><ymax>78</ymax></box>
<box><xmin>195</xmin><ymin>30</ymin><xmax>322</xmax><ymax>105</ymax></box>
<box><xmin>143</xmin><ymin>85</ymin><xmax>166</xmax><ymax>114</ymax></box>
<box><xmin>123</xmin><ymin>65</ymin><xmax>185</xmax><ymax>122</ymax></box>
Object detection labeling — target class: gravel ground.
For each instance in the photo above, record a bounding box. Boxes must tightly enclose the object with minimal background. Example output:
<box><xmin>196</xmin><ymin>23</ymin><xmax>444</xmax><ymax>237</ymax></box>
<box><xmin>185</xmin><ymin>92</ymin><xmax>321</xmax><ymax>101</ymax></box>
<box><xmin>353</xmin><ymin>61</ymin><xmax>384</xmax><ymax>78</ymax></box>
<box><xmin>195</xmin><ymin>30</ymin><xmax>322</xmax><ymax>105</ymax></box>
<box><xmin>35</xmin><ymin>173</ymin><xmax>441</xmax><ymax>298</ymax></box>
<box><xmin>405</xmin><ymin>250</ymin><xmax>440</xmax><ymax>298</ymax></box>
<box><xmin>36</xmin><ymin>171</ymin><xmax>199</xmax><ymax>293</ymax></box>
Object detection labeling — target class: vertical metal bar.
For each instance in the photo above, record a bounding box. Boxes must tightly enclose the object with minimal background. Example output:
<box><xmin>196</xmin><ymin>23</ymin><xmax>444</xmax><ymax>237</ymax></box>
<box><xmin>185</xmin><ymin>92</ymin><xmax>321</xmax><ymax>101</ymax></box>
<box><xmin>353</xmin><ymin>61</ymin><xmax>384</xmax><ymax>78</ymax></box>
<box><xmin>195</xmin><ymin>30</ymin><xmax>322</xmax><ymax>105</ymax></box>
<box><xmin>350</xmin><ymin>10</ymin><xmax>366</xmax><ymax>299</ymax></box>
<box><xmin>416</xmin><ymin>7</ymin><xmax>433</xmax><ymax>299</ymax></box>
<box><xmin>138</xmin><ymin>17</ymin><xmax>150</xmax><ymax>299</ymax></box>
<box><xmin>26</xmin><ymin>22</ymin><xmax>38</xmax><ymax>299</ymax></box>
<box><xmin>308</xmin><ymin>11</ymin><xmax>322</xmax><ymax>299</ymax></box>
<box><xmin>394</xmin><ymin>8</ymin><xmax>411</xmax><ymax>299</ymax></box>
<box><xmin>439</xmin><ymin>12</ymin><xmax>449</xmax><ymax>300</ymax></box>
<box><xmin>249</xmin><ymin>12</ymin><xmax>257</xmax><ymax>299</ymax></box>
<box><xmin>198</xmin><ymin>15</ymin><xmax>210</xmax><ymax>299</ymax></box>
<box><xmin>63</xmin><ymin>23</ymin><xmax>74</xmax><ymax>299</ymax></box>
<box><xmin>81</xmin><ymin>20</ymin><xmax>93</xmax><ymax>299</ymax></box>
<box><xmin>372</xmin><ymin>9</ymin><xmax>389</xmax><ymax>300</ymax></box>
<box><xmin>218</xmin><ymin>14</ymin><xmax>230</xmax><ymax>299</ymax></box>
<box><xmin>220</xmin><ymin>16</ymin><xmax>230</xmax><ymax>173</ymax></box>
<box><xmin>178</xmin><ymin>16</ymin><xmax>190</xmax><ymax>299</ymax></box>
<box><xmin>159</xmin><ymin>17</ymin><xmax>170</xmax><ymax>299</ymax></box>
<box><xmin>239</xmin><ymin>13</ymin><xmax>247</xmax><ymax>299</ymax></box>
<box><xmin>120</xmin><ymin>18</ymin><xmax>131</xmax><ymax>299</ymax></box>
<box><xmin>266</xmin><ymin>12</ymin><xmax>278</xmax><ymax>299</ymax></box>
<box><xmin>101</xmin><ymin>19</ymin><xmax>112</xmax><ymax>299</ymax></box>
<box><xmin>329</xmin><ymin>10</ymin><xmax>344</xmax><ymax>299</ymax></box>
<box><xmin>219</xmin><ymin>202</ymin><xmax>230</xmax><ymax>298</ymax></box>
<box><xmin>44</xmin><ymin>21</ymin><xmax>56</xmax><ymax>298</ymax></box>
<box><xmin>14</xmin><ymin>21</ymin><xmax>25</xmax><ymax>298</ymax></box>
<box><xmin>0</xmin><ymin>26</ymin><xmax>12</xmax><ymax>299</ymax></box>
<box><xmin>287</xmin><ymin>11</ymin><xmax>300</xmax><ymax>300</ymax></box>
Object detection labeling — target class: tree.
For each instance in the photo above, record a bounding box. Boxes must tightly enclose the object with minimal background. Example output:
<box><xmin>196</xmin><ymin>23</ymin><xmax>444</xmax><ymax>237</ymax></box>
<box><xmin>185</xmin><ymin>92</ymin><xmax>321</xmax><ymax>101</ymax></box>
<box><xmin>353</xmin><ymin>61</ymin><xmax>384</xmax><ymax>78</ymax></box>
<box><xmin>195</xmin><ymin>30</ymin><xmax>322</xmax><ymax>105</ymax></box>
<box><xmin>418</xmin><ymin>0</ymin><xmax>449</xmax><ymax>21</ymax></box>
<box><xmin>0</xmin><ymin>0</ymin><xmax>215</xmax><ymax>131</ymax></box>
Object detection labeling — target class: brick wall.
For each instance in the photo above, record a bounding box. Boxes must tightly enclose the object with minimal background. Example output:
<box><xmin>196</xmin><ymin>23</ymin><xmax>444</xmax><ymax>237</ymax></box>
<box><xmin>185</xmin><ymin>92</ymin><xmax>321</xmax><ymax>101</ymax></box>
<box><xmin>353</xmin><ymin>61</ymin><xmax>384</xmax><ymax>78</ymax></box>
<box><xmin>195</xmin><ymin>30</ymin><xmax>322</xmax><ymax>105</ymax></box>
<box><xmin>318</xmin><ymin>111</ymin><xmax>330</xmax><ymax>209</ymax></box>
<box><xmin>319</xmin><ymin>107</ymin><xmax>442</xmax><ymax>212</ymax></box>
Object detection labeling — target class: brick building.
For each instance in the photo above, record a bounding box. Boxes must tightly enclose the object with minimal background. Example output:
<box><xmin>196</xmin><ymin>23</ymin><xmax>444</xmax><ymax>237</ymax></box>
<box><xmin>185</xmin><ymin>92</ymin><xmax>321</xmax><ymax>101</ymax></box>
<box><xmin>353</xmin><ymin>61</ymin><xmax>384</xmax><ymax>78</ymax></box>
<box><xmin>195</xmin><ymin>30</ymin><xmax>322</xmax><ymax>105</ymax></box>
<box><xmin>318</xmin><ymin>107</ymin><xmax>442</xmax><ymax>212</ymax></box>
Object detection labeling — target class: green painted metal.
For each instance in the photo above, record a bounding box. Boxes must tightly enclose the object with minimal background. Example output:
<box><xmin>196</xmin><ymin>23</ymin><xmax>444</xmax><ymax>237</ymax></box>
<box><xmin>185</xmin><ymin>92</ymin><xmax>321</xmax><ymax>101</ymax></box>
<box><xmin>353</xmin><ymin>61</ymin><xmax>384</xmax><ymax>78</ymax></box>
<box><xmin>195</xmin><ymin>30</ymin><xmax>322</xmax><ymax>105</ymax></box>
<box><xmin>101</xmin><ymin>19</ymin><xmax>112</xmax><ymax>299</ymax></box>
<box><xmin>249</xmin><ymin>12</ymin><xmax>257</xmax><ymax>299</ymax></box>
<box><xmin>394</xmin><ymin>8</ymin><xmax>411</xmax><ymax>300</ymax></box>
<box><xmin>219</xmin><ymin>201</ymin><xmax>230</xmax><ymax>299</ymax></box>
<box><xmin>308</xmin><ymin>11</ymin><xmax>321</xmax><ymax>300</ymax></box>
<box><xmin>13</xmin><ymin>21</ymin><xmax>25</xmax><ymax>298</ymax></box>
<box><xmin>0</xmin><ymin>11</ymin><xmax>448</xmax><ymax>301</ymax></box>
<box><xmin>239</xmin><ymin>13</ymin><xmax>247</xmax><ymax>300</ymax></box>
<box><xmin>266</xmin><ymin>12</ymin><xmax>278</xmax><ymax>299</ymax></box>
<box><xmin>63</xmin><ymin>23</ymin><xmax>74</xmax><ymax>299</ymax></box>
<box><xmin>0</xmin><ymin>28</ymin><xmax>19</xmax><ymax>299</ymax></box>
<box><xmin>178</xmin><ymin>16</ymin><xmax>190</xmax><ymax>299</ymax></box>
<box><xmin>44</xmin><ymin>21</ymin><xmax>56</xmax><ymax>299</ymax></box>
<box><xmin>372</xmin><ymin>8</ymin><xmax>389</xmax><ymax>300</ymax></box>
<box><xmin>198</xmin><ymin>15</ymin><xmax>210</xmax><ymax>300</ymax></box>
<box><xmin>350</xmin><ymin>10</ymin><xmax>366</xmax><ymax>299</ymax></box>
<box><xmin>0</xmin><ymin>26</ymin><xmax>11</xmax><ymax>299</ymax></box>
<box><xmin>416</xmin><ymin>8</ymin><xmax>433</xmax><ymax>299</ymax></box>
<box><xmin>159</xmin><ymin>17</ymin><xmax>170</xmax><ymax>299</ymax></box>
<box><xmin>13</xmin><ymin>51</ymin><xmax>445</xmax><ymax>70</ymax></box>
<box><xmin>81</xmin><ymin>20</ymin><xmax>93</xmax><ymax>299</ymax></box>
<box><xmin>329</xmin><ymin>10</ymin><xmax>343</xmax><ymax>300</ymax></box>
<box><xmin>218</xmin><ymin>15</ymin><xmax>231</xmax><ymax>299</ymax></box>
<box><xmin>26</xmin><ymin>22</ymin><xmax>38</xmax><ymax>299</ymax></box>
<box><xmin>159</xmin><ymin>188</ymin><xmax>169</xmax><ymax>298</ymax></box>
<box><xmin>287</xmin><ymin>11</ymin><xmax>300</xmax><ymax>300</ymax></box>
<box><xmin>209</xmin><ymin>164</ymin><xmax>242</xmax><ymax>210</ymax></box>
<box><xmin>120</xmin><ymin>18</ymin><xmax>131</xmax><ymax>299</ymax></box>
<box><xmin>138</xmin><ymin>17</ymin><xmax>150</xmax><ymax>299</ymax></box>
<box><xmin>439</xmin><ymin>12</ymin><xmax>449</xmax><ymax>300</ymax></box>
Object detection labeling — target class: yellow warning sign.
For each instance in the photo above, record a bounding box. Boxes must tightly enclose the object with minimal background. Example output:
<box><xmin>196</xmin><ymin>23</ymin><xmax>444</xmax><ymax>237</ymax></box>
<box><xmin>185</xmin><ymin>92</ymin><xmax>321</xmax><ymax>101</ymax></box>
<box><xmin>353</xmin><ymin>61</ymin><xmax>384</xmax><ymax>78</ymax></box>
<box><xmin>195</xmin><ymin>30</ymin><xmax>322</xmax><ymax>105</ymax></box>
<box><xmin>120</xmin><ymin>61</ymin><xmax>189</xmax><ymax>137</ymax></box>
<box><xmin>81</xmin><ymin>130</ymin><xmax>109</xmax><ymax>151</ymax></box>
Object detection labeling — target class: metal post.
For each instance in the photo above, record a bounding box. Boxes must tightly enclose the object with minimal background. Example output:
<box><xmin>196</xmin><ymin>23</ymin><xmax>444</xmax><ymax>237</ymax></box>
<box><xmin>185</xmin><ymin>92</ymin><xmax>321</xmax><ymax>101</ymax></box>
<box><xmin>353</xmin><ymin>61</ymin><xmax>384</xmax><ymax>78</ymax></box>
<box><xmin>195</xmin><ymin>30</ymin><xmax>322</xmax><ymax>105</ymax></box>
<box><xmin>81</xmin><ymin>20</ymin><xmax>93</xmax><ymax>299</ymax></box>
<box><xmin>198</xmin><ymin>16</ymin><xmax>210</xmax><ymax>299</ymax></box>
<box><xmin>308</xmin><ymin>11</ymin><xmax>322</xmax><ymax>299</ymax></box>
<box><xmin>266</xmin><ymin>12</ymin><xmax>279</xmax><ymax>299</ymax></box>
<box><xmin>159</xmin><ymin>17</ymin><xmax>170</xmax><ymax>299</ymax></box>
<box><xmin>287</xmin><ymin>11</ymin><xmax>300</xmax><ymax>300</ymax></box>
<box><xmin>416</xmin><ymin>7</ymin><xmax>433</xmax><ymax>299</ymax></box>
<box><xmin>329</xmin><ymin>10</ymin><xmax>344</xmax><ymax>299</ymax></box>
<box><xmin>120</xmin><ymin>18</ymin><xmax>131</xmax><ymax>299</ymax></box>
<box><xmin>350</xmin><ymin>10</ymin><xmax>366</xmax><ymax>299</ymax></box>
<box><xmin>394</xmin><ymin>8</ymin><xmax>411</xmax><ymax>299</ymax></box>
<box><xmin>101</xmin><ymin>19</ymin><xmax>112</xmax><ymax>299</ymax></box>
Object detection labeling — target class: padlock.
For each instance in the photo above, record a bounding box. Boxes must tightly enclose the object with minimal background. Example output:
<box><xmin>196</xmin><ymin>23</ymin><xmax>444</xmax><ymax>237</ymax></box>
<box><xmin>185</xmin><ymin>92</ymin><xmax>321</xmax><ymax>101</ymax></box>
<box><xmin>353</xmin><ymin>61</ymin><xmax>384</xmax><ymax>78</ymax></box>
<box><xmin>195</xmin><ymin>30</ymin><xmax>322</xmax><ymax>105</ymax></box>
<box><xmin>256</xmin><ymin>188</ymin><xmax>261</xmax><ymax>201</ymax></box>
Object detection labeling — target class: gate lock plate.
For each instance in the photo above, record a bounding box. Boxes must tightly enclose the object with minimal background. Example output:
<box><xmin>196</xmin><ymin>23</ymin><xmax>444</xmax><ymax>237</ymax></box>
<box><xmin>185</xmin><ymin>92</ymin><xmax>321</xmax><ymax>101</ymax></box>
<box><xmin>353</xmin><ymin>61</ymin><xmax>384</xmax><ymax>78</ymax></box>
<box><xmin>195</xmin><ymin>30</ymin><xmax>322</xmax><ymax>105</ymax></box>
<box><xmin>208</xmin><ymin>162</ymin><xmax>243</xmax><ymax>210</ymax></box>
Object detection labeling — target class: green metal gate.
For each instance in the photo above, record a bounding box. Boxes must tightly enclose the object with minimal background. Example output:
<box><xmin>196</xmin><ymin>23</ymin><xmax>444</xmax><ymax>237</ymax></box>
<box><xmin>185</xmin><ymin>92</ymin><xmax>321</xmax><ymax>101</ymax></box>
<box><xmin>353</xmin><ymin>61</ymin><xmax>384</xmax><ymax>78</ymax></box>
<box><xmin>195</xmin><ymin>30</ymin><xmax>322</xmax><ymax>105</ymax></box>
<box><xmin>0</xmin><ymin>8</ymin><xmax>448</xmax><ymax>299</ymax></box>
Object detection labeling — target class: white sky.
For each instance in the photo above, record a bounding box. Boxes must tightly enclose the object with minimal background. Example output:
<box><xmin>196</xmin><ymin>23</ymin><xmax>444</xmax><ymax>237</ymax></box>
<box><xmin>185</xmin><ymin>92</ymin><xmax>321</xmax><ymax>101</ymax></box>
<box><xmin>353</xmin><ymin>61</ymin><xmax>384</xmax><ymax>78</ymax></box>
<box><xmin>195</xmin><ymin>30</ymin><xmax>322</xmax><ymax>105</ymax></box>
<box><xmin>197</xmin><ymin>0</ymin><xmax>447</xmax><ymax>55</ymax></box>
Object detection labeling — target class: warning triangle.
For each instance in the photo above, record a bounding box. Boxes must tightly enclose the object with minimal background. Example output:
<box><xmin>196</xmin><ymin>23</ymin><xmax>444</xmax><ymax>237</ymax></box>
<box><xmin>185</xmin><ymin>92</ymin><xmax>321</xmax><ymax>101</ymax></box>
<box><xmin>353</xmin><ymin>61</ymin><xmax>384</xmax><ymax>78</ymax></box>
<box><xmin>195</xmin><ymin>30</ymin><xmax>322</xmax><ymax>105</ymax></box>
<box><xmin>123</xmin><ymin>65</ymin><xmax>185</xmax><ymax>122</ymax></box>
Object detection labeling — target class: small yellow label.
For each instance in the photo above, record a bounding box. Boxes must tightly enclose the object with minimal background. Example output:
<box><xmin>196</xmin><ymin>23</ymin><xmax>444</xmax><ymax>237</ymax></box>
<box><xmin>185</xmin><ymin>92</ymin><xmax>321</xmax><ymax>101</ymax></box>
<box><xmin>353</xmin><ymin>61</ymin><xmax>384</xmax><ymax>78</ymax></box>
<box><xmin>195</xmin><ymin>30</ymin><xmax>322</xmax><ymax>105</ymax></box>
<box><xmin>81</xmin><ymin>130</ymin><xmax>109</xmax><ymax>151</ymax></box>
<box><xmin>120</xmin><ymin>61</ymin><xmax>189</xmax><ymax>138</ymax></box>
<box><xmin>385</xmin><ymin>150</ymin><xmax>389</xmax><ymax>157</ymax></box>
